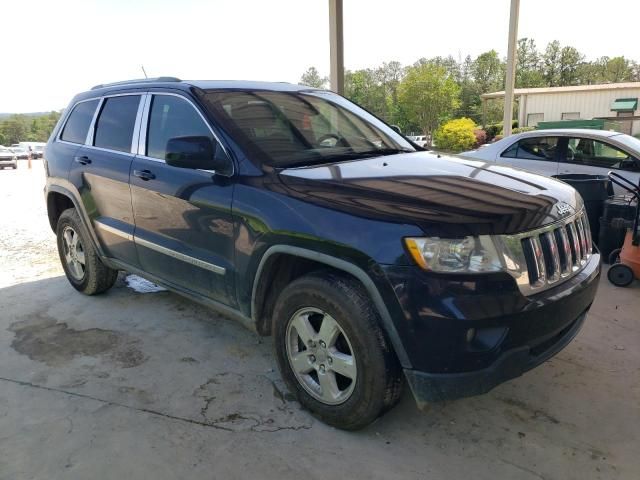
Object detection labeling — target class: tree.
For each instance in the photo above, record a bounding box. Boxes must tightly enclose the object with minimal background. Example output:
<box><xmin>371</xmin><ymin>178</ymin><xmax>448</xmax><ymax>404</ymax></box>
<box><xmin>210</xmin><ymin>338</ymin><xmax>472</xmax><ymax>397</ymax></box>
<box><xmin>472</xmin><ymin>50</ymin><xmax>504</xmax><ymax>95</ymax></box>
<box><xmin>397</xmin><ymin>63</ymin><xmax>460</xmax><ymax>144</ymax></box>
<box><xmin>542</xmin><ymin>40</ymin><xmax>562</xmax><ymax>86</ymax></box>
<box><xmin>516</xmin><ymin>38</ymin><xmax>544</xmax><ymax>88</ymax></box>
<box><xmin>299</xmin><ymin>67</ymin><xmax>327</xmax><ymax>89</ymax></box>
<box><xmin>558</xmin><ymin>46</ymin><xmax>584</xmax><ymax>86</ymax></box>
<box><xmin>345</xmin><ymin>69</ymin><xmax>387</xmax><ymax>119</ymax></box>
<box><xmin>0</xmin><ymin>111</ymin><xmax>62</xmax><ymax>145</ymax></box>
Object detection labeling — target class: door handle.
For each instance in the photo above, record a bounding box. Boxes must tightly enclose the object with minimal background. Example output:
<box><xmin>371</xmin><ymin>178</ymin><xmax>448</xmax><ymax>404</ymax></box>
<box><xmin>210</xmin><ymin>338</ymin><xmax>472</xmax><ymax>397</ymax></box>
<box><xmin>133</xmin><ymin>169</ymin><xmax>156</xmax><ymax>181</ymax></box>
<box><xmin>74</xmin><ymin>155</ymin><xmax>91</xmax><ymax>165</ymax></box>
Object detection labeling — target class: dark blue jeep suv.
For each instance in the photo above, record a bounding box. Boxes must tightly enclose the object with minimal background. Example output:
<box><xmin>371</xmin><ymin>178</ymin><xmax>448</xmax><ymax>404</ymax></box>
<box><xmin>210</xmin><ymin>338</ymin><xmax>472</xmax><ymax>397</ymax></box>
<box><xmin>45</xmin><ymin>77</ymin><xmax>600</xmax><ymax>429</ymax></box>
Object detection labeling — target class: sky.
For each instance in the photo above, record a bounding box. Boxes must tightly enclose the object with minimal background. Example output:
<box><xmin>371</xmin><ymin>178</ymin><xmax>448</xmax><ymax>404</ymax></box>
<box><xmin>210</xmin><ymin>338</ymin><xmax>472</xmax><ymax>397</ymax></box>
<box><xmin>1</xmin><ymin>0</ymin><xmax>639</xmax><ymax>112</ymax></box>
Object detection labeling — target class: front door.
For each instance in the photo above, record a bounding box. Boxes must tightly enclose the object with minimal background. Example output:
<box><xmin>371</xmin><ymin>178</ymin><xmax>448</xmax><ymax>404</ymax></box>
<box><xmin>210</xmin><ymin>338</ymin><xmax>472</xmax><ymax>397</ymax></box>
<box><xmin>67</xmin><ymin>94</ymin><xmax>142</xmax><ymax>266</ymax></box>
<box><xmin>558</xmin><ymin>136</ymin><xmax>640</xmax><ymax>194</ymax></box>
<box><xmin>130</xmin><ymin>93</ymin><xmax>236</xmax><ymax>305</ymax></box>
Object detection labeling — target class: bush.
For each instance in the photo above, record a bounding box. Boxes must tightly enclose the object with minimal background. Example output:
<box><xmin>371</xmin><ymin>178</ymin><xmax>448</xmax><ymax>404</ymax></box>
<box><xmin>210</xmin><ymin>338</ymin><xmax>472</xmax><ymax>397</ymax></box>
<box><xmin>485</xmin><ymin>120</ymin><xmax>519</xmax><ymax>141</ymax></box>
<box><xmin>434</xmin><ymin>118</ymin><xmax>477</xmax><ymax>153</ymax></box>
<box><xmin>473</xmin><ymin>129</ymin><xmax>487</xmax><ymax>148</ymax></box>
<box><xmin>512</xmin><ymin>126</ymin><xmax>535</xmax><ymax>134</ymax></box>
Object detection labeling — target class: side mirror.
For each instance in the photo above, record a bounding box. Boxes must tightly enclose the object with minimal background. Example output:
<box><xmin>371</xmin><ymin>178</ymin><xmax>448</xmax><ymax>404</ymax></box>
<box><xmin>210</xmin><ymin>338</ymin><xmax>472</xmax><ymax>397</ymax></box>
<box><xmin>165</xmin><ymin>136</ymin><xmax>232</xmax><ymax>175</ymax></box>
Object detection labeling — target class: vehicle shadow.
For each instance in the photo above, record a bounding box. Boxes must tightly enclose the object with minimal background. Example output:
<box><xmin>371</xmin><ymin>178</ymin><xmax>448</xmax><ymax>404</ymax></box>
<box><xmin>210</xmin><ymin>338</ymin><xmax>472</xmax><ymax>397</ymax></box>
<box><xmin>0</xmin><ymin>274</ymin><xmax>626</xmax><ymax>479</ymax></box>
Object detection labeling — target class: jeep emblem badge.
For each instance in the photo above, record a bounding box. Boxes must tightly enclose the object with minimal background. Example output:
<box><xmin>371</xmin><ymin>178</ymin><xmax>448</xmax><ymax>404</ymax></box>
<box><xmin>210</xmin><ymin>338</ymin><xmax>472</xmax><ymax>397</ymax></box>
<box><xmin>556</xmin><ymin>202</ymin><xmax>572</xmax><ymax>216</ymax></box>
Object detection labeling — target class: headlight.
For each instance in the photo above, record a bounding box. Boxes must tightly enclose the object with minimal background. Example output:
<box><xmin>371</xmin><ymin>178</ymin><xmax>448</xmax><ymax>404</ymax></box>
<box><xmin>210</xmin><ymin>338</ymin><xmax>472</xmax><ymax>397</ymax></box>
<box><xmin>404</xmin><ymin>236</ymin><xmax>504</xmax><ymax>273</ymax></box>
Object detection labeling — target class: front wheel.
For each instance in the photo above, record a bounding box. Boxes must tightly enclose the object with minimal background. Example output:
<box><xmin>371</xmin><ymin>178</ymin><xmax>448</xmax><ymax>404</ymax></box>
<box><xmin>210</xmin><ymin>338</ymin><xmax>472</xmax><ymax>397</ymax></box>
<box><xmin>272</xmin><ymin>272</ymin><xmax>403</xmax><ymax>430</ymax></box>
<box><xmin>56</xmin><ymin>208</ymin><xmax>118</xmax><ymax>295</ymax></box>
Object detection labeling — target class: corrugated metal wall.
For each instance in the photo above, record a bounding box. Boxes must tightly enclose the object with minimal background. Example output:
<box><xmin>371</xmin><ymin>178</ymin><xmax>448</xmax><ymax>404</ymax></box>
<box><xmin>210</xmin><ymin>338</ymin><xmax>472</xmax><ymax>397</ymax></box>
<box><xmin>523</xmin><ymin>88</ymin><xmax>640</xmax><ymax>135</ymax></box>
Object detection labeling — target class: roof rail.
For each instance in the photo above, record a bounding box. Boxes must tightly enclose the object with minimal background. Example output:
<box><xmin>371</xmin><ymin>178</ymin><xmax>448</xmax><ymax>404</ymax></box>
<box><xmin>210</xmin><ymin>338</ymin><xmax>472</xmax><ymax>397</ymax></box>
<box><xmin>91</xmin><ymin>77</ymin><xmax>182</xmax><ymax>90</ymax></box>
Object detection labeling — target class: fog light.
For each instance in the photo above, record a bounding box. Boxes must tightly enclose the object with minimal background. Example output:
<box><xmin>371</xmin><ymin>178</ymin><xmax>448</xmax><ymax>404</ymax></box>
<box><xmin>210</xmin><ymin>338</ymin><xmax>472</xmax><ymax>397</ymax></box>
<box><xmin>465</xmin><ymin>328</ymin><xmax>476</xmax><ymax>343</ymax></box>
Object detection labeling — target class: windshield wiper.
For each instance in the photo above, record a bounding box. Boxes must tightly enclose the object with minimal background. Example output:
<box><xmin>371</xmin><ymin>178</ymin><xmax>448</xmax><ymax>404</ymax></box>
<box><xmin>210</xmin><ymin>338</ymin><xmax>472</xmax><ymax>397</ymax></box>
<box><xmin>278</xmin><ymin>148</ymin><xmax>415</xmax><ymax>169</ymax></box>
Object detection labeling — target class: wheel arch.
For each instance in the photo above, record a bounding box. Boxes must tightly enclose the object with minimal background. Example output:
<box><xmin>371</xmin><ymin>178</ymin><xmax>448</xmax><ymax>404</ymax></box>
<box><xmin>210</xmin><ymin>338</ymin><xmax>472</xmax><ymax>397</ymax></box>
<box><xmin>46</xmin><ymin>185</ymin><xmax>106</xmax><ymax>259</ymax></box>
<box><xmin>251</xmin><ymin>245</ymin><xmax>411</xmax><ymax>368</ymax></box>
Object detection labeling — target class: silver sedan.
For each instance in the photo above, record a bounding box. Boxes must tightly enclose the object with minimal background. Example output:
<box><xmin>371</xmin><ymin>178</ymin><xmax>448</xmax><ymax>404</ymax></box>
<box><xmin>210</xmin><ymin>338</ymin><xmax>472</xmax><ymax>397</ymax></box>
<box><xmin>460</xmin><ymin>129</ymin><xmax>640</xmax><ymax>193</ymax></box>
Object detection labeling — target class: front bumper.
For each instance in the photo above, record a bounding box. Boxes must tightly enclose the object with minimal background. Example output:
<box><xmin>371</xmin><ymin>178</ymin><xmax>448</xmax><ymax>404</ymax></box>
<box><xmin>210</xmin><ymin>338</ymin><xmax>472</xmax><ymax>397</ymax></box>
<box><xmin>381</xmin><ymin>252</ymin><xmax>600</xmax><ymax>404</ymax></box>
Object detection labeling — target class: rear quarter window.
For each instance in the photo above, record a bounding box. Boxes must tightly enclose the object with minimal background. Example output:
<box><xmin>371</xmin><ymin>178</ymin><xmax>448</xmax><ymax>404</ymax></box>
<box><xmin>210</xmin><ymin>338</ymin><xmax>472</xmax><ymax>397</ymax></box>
<box><xmin>60</xmin><ymin>100</ymin><xmax>99</xmax><ymax>144</ymax></box>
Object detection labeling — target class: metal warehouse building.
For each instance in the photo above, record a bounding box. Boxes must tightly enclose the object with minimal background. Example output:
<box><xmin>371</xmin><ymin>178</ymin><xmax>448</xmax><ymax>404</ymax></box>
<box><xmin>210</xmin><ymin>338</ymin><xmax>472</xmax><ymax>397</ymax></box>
<box><xmin>482</xmin><ymin>82</ymin><xmax>640</xmax><ymax>135</ymax></box>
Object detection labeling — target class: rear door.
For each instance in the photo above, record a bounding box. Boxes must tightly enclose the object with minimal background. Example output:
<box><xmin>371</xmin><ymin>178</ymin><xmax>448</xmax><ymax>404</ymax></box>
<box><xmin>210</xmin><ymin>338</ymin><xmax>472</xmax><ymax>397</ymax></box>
<box><xmin>130</xmin><ymin>92</ymin><xmax>236</xmax><ymax>305</ymax></box>
<box><xmin>558</xmin><ymin>136</ymin><xmax>640</xmax><ymax>193</ymax></box>
<box><xmin>67</xmin><ymin>94</ymin><xmax>143</xmax><ymax>266</ymax></box>
<box><xmin>497</xmin><ymin>135</ymin><xmax>560</xmax><ymax>177</ymax></box>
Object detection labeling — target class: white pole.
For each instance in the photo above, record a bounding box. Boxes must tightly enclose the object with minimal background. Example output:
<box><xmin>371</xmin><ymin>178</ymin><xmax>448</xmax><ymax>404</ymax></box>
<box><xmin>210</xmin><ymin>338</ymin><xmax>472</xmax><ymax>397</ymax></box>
<box><xmin>503</xmin><ymin>0</ymin><xmax>520</xmax><ymax>136</ymax></box>
<box><xmin>329</xmin><ymin>0</ymin><xmax>344</xmax><ymax>95</ymax></box>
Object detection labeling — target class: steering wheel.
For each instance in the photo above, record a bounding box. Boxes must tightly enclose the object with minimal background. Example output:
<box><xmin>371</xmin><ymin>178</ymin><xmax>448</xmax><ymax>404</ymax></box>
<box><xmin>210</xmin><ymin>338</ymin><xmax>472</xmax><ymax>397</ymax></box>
<box><xmin>317</xmin><ymin>133</ymin><xmax>344</xmax><ymax>148</ymax></box>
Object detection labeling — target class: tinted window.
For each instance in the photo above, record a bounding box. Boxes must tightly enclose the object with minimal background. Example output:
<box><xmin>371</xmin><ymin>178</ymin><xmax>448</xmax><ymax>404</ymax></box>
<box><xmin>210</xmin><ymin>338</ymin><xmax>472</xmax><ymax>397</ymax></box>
<box><xmin>200</xmin><ymin>90</ymin><xmax>414</xmax><ymax>167</ymax></box>
<box><xmin>61</xmin><ymin>100</ymin><xmax>99</xmax><ymax>144</ymax></box>
<box><xmin>502</xmin><ymin>137</ymin><xmax>558</xmax><ymax>161</ymax></box>
<box><xmin>566</xmin><ymin>137</ymin><xmax>639</xmax><ymax>171</ymax></box>
<box><xmin>94</xmin><ymin>96</ymin><xmax>140</xmax><ymax>152</ymax></box>
<box><xmin>146</xmin><ymin>95</ymin><xmax>215</xmax><ymax>160</ymax></box>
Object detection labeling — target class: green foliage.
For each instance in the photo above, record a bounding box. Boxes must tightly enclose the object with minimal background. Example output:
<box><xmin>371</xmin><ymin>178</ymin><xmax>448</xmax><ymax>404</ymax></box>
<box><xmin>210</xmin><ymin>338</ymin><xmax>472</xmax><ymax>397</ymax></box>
<box><xmin>397</xmin><ymin>62</ymin><xmax>460</xmax><ymax>142</ymax></box>
<box><xmin>0</xmin><ymin>111</ymin><xmax>61</xmax><ymax>145</ymax></box>
<box><xmin>434</xmin><ymin>118</ymin><xmax>477</xmax><ymax>152</ymax></box>
<box><xmin>300</xmin><ymin>67</ymin><xmax>327</xmax><ymax>89</ymax></box>
<box><xmin>512</xmin><ymin>126</ymin><xmax>536</xmax><ymax>134</ymax></box>
<box><xmin>300</xmin><ymin>38</ymin><xmax>640</xmax><ymax>139</ymax></box>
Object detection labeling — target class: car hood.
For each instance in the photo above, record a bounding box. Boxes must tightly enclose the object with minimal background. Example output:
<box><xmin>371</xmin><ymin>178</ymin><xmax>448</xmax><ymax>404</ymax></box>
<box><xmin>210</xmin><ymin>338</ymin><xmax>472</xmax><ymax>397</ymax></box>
<box><xmin>278</xmin><ymin>151</ymin><xmax>583</xmax><ymax>236</ymax></box>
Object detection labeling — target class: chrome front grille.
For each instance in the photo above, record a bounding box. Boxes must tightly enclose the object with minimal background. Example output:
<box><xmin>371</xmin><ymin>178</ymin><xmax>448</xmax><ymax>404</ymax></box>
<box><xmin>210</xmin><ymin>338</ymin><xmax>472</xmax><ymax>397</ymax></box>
<box><xmin>496</xmin><ymin>210</ymin><xmax>592</xmax><ymax>296</ymax></box>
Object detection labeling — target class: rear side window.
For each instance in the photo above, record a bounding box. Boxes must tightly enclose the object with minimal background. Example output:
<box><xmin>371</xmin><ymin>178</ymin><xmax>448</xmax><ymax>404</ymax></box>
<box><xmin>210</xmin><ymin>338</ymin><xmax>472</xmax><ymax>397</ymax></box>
<box><xmin>94</xmin><ymin>95</ymin><xmax>141</xmax><ymax>153</ymax></box>
<box><xmin>502</xmin><ymin>137</ymin><xmax>558</xmax><ymax>161</ymax></box>
<box><xmin>60</xmin><ymin>100</ymin><xmax>99</xmax><ymax>144</ymax></box>
<box><xmin>146</xmin><ymin>95</ymin><xmax>214</xmax><ymax>160</ymax></box>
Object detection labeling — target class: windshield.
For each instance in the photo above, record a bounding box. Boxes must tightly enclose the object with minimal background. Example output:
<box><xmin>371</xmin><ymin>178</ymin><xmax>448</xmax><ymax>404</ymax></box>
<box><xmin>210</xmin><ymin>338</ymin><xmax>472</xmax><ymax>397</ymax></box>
<box><xmin>614</xmin><ymin>133</ymin><xmax>640</xmax><ymax>154</ymax></box>
<box><xmin>199</xmin><ymin>89</ymin><xmax>415</xmax><ymax>167</ymax></box>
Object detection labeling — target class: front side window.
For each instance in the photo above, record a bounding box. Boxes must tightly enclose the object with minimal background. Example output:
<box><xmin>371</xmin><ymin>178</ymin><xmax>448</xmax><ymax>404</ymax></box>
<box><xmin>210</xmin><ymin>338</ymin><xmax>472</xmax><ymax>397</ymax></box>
<box><xmin>566</xmin><ymin>137</ymin><xmax>639</xmax><ymax>170</ymax></box>
<box><xmin>146</xmin><ymin>95</ymin><xmax>216</xmax><ymax>160</ymax></box>
<box><xmin>94</xmin><ymin>95</ymin><xmax>141</xmax><ymax>153</ymax></box>
<box><xmin>61</xmin><ymin>99</ymin><xmax>99</xmax><ymax>144</ymax></box>
<box><xmin>199</xmin><ymin>89</ymin><xmax>414</xmax><ymax>167</ymax></box>
<box><xmin>502</xmin><ymin>137</ymin><xmax>558</xmax><ymax>161</ymax></box>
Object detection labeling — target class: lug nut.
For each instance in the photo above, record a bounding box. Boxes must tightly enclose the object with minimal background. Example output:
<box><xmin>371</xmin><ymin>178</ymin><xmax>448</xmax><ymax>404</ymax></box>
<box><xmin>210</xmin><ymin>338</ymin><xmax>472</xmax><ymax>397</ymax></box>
<box><xmin>327</xmin><ymin>357</ymin><xmax>333</xmax><ymax>365</ymax></box>
<box><xmin>308</xmin><ymin>354</ymin><xmax>316</xmax><ymax>363</ymax></box>
<box><xmin>319</xmin><ymin>365</ymin><xmax>326</xmax><ymax>374</ymax></box>
<box><xmin>319</xmin><ymin>340</ymin><xmax>327</xmax><ymax>348</ymax></box>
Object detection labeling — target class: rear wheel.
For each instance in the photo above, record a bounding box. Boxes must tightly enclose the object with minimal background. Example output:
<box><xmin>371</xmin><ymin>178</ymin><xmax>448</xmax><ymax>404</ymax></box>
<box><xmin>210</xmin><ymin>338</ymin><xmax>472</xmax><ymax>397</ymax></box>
<box><xmin>272</xmin><ymin>272</ymin><xmax>403</xmax><ymax>430</ymax></box>
<box><xmin>607</xmin><ymin>263</ymin><xmax>634</xmax><ymax>287</ymax></box>
<box><xmin>56</xmin><ymin>208</ymin><xmax>118</xmax><ymax>295</ymax></box>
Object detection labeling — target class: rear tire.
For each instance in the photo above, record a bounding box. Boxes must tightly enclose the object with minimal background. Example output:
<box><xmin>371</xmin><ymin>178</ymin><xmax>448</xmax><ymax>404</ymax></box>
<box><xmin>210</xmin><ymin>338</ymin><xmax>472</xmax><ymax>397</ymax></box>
<box><xmin>56</xmin><ymin>208</ymin><xmax>118</xmax><ymax>295</ymax></box>
<box><xmin>272</xmin><ymin>271</ymin><xmax>403</xmax><ymax>430</ymax></box>
<box><xmin>607</xmin><ymin>263</ymin><xmax>634</xmax><ymax>287</ymax></box>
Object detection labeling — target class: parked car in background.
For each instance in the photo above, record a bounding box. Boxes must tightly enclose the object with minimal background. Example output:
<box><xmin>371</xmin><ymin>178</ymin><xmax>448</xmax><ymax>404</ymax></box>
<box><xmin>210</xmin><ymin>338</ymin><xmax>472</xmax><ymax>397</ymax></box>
<box><xmin>460</xmin><ymin>129</ymin><xmax>640</xmax><ymax>193</ymax></box>
<box><xmin>9</xmin><ymin>146</ymin><xmax>29</xmax><ymax>159</ymax></box>
<box><xmin>0</xmin><ymin>147</ymin><xmax>18</xmax><ymax>169</ymax></box>
<box><xmin>408</xmin><ymin>135</ymin><xmax>428</xmax><ymax>147</ymax></box>
<box><xmin>33</xmin><ymin>145</ymin><xmax>45</xmax><ymax>158</ymax></box>
<box><xmin>44</xmin><ymin>78</ymin><xmax>600</xmax><ymax>430</ymax></box>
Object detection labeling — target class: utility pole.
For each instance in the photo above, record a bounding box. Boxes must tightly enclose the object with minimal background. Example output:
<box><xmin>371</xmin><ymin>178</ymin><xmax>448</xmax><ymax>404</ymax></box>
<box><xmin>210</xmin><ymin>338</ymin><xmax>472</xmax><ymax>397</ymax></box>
<box><xmin>329</xmin><ymin>0</ymin><xmax>344</xmax><ymax>94</ymax></box>
<box><xmin>503</xmin><ymin>0</ymin><xmax>520</xmax><ymax>137</ymax></box>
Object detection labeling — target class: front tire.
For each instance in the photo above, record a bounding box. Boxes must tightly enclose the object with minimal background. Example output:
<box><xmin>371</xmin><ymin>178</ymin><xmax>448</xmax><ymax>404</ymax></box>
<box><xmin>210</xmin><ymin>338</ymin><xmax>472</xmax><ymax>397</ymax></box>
<box><xmin>272</xmin><ymin>272</ymin><xmax>403</xmax><ymax>430</ymax></box>
<box><xmin>56</xmin><ymin>208</ymin><xmax>118</xmax><ymax>295</ymax></box>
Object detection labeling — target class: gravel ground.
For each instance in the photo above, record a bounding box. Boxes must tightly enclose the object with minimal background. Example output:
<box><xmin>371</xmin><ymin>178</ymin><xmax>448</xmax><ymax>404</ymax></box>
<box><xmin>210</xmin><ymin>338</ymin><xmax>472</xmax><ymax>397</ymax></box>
<box><xmin>0</xmin><ymin>161</ymin><xmax>639</xmax><ymax>480</ymax></box>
